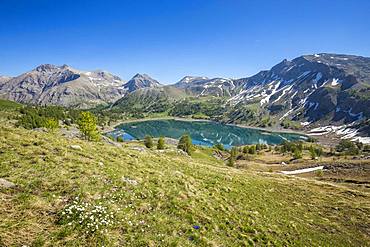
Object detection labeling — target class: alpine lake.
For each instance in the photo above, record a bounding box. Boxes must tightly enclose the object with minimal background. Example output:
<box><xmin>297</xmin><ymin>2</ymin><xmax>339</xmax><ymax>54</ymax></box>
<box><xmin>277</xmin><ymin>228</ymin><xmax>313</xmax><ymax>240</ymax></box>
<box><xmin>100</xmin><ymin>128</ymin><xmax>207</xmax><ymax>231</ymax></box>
<box><xmin>108</xmin><ymin>119</ymin><xmax>307</xmax><ymax>149</ymax></box>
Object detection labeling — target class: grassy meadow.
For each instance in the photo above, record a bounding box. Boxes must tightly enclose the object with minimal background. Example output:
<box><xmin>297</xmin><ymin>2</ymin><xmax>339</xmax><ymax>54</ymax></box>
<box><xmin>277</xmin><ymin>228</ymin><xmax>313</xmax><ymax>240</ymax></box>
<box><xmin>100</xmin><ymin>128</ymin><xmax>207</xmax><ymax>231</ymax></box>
<box><xmin>0</xmin><ymin>103</ymin><xmax>369</xmax><ymax>246</ymax></box>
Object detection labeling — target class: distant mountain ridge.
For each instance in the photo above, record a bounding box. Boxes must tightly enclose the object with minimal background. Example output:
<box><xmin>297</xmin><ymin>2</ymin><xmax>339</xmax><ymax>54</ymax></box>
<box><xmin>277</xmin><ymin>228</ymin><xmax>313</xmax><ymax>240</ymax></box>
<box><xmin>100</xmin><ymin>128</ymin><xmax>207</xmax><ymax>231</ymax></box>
<box><xmin>112</xmin><ymin>53</ymin><xmax>370</xmax><ymax>130</ymax></box>
<box><xmin>0</xmin><ymin>65</ymin><xmax>164</xmax><ymax>108</ymax></box>
<box><xmin>0</xmin><ymin>53</ymin><xmax>369</xmax><ymax>129</ymax></box>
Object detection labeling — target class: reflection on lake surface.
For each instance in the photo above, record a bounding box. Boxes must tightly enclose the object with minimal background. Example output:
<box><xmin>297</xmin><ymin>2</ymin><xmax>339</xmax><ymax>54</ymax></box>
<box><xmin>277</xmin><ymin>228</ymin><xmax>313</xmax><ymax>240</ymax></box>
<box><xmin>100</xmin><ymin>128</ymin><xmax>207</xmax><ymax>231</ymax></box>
<box><xmin>109</xmin><ymin>119</ymin><xmax>306</xmax><ymax>148</ymax></box>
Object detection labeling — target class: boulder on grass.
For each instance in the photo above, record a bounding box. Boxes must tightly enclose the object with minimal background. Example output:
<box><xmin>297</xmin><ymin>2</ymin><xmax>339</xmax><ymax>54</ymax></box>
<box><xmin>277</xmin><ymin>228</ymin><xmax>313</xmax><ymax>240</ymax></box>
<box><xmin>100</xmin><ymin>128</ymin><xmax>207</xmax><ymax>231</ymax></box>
<box><xmin>70</xmin><ymin>145</ymin><xmax>82</xmax><ymax>151</ymax></box>
<box><xmin>0</xmin><ymin>178</ymin><xmax>16</xmax><ymax>189</ymax></box>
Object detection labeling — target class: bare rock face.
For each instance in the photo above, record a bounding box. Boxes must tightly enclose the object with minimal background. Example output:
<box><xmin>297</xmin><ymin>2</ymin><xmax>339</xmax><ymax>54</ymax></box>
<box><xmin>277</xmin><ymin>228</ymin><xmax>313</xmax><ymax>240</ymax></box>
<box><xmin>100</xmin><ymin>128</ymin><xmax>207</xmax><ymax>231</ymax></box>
<box><xmin>0</xmin><ymin>76</ymin><xmax>11</xmax><ymax>86</ymax></box>
<box><xmin>0</xmin><ymin>64</ymin><xmax>127</xmax><ymax>108</ymax></box>
<box><xmin>122</xmin><ymin>73</ymin><xmax>161</xmax><ymax>92</ymax></box>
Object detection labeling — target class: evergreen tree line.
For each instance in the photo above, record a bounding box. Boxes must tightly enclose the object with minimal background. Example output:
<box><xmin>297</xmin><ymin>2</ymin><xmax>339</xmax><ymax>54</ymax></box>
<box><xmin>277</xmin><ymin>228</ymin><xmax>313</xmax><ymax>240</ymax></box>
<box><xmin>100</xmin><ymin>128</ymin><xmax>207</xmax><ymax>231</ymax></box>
<box><xmin>16</xmin><ymin>106</ymin><xmax>100</xmax><ymax>141</ymax></box>
<box><xmin>17</xmin><ymin>106</ymin><xmax>81</xmax><ymax>129</ymax></box>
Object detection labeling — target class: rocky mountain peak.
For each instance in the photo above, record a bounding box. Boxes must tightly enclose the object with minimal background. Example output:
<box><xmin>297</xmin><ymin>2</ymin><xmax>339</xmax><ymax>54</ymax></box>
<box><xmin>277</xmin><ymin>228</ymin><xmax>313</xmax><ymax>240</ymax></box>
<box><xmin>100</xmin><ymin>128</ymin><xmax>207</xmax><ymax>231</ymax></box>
<box><xmin>132</xmin><ymin>73</ymin><xmax>155</xmax><ymax>80</ymax></box>
<box><xmin>299</xmin><ymin>53</ymin><xmax>370</xmax><ymax>85</ymax></box>
<box><xmin>0</xmin><ymin>76</ymin><xmax>12</xmax><ymax>87</ymax></box>
<box><xmin>178</xmin><ymin>76</ymin><xmax>209</xmax><ymax>84</ymax></box>
<box><xmin>123</xmin><ymin>73</ymin><xmax>161</xmax><ymax>92</ymax></box>
<box><xmin>0</xmin><ymin>75</ymin><xmax>11</xmax><ymax>81</ymax></box>
<box><xmin>0</xmin><ymin>64</ymin><xmax>127</xmax><ymax>108</ymax></box>
<box><xmin>35</xmin><ymin>64</ymin><xmax>63</xmax><ymax>72</ymax></box>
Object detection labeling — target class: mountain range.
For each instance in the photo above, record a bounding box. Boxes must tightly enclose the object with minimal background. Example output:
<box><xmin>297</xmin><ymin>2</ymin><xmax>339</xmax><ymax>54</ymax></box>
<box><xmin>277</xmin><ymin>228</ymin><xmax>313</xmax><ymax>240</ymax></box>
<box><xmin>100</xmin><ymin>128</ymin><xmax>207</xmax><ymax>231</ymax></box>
<box><xmin>0</xmin><ymin>65</ymin><xmax>162</xmax><ymax>108</ymax></box>
<box><xmin>1</xmin><ymin>53</ymin><xmax>369</xmax><ymax>129</ymax></box>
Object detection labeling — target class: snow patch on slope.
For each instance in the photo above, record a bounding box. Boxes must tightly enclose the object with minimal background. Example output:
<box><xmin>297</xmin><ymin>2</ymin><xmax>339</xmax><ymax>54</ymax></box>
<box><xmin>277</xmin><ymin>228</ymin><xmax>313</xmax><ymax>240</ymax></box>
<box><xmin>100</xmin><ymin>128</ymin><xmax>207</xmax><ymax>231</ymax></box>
<box><xmin>260</xmin><ymin>81</ymin><xmax>281</xmax><ymax>105</ymax></box>
<box><xmin>308</xmin><ymin>125</ymin><xmax>370</xmax><ymax>144</ymax></box>
<box><xmin>272</xmin><ymin>85</ymin><xmax>293</xmax><ymax>104</ymax></box>
<box><xmin>331</xmin><ymin>78</ymin><xmax>339</xmax><ymax>86</ymax></box>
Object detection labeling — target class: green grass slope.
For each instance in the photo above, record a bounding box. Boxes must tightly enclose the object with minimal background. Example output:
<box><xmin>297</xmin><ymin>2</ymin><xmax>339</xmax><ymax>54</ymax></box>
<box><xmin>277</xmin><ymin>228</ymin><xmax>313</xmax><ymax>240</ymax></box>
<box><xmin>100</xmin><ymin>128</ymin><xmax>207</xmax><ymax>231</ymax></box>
<box><xmin>111</xmin><ymin>86</ymin><xmax>189</xmax><ymax>114</ymax></box>
<box><xmin>0</xmin><ymin>121</ymin><xmax>369</xmax><ymax>246</ymax></box>
<box><xmin>0</xmin><ymin>99</ymin><xmax>22</xmax><ymax>111</ymax></box>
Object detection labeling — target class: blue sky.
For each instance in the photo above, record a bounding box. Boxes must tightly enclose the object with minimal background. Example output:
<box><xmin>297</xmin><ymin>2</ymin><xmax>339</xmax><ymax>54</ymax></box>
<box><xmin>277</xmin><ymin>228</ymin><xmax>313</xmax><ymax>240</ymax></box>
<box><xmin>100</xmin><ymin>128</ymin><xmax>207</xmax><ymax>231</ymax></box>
<box><xmin>1</xmin><ymin>0</ymin><xmax>369</xmax><ymax>83</ymax></box>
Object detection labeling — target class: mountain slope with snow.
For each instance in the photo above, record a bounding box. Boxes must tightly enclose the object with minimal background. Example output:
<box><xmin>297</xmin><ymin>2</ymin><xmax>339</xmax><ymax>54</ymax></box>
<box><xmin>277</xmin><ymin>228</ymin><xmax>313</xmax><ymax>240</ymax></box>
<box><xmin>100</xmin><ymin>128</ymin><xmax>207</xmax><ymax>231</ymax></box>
<box><xmin>174</xmin><ymin>76</ymin><xmax>237</xmax><ymax>97</ymax></box>
<box><xmin>228</xmin><ymin>53</ymin><xmax>370</xmax><ymax>127</ymax></box>
<box><xmin>0</xmin><ymin>53</ymin><xmax>369</xmax><ymax>130</ymax></box>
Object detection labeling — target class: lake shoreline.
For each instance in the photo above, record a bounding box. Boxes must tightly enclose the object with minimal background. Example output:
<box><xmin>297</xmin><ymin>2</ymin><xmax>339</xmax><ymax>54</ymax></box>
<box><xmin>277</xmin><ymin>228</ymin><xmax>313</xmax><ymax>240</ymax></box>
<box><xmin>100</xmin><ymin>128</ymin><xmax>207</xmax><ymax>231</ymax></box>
<box><xmin>109</xmin><ymin>116</ymin><xmax>308</xmax><ymax>136</ymax></box>
<box><xmin>107</xmin><ymin>117</ymin><xmax>308</xmax><ymax>147</ymax></box>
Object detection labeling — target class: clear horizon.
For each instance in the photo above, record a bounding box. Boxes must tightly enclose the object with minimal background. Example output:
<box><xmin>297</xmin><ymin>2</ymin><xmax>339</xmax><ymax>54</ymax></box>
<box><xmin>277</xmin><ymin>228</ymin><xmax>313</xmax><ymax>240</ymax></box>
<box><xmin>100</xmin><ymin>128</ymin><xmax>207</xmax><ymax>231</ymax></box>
<box><xmin>1</xmin><ymin>0</ymin><xmax>369</xmax><ymax>84</ymax></box>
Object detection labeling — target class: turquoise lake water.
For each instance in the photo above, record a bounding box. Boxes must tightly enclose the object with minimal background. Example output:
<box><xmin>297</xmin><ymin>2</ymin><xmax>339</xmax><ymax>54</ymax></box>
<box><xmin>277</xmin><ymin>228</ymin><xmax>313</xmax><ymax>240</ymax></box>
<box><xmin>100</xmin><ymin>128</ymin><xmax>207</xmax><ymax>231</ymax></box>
<box><xmin>109</xmin><ymin>119</ymin><xmax>306</xmax><ymax>148</ymax></box>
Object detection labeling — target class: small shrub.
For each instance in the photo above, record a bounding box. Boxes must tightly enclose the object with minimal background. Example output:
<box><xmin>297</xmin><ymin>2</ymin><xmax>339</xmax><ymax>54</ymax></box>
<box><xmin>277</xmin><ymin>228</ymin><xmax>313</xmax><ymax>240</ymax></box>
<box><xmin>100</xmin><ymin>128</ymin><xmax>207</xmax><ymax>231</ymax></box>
<box><xmin>214</xmin><ymin>143</ymin><xmax>225</xmax><ymax>151</ymax></box>
<box><xmin>309</xmin><ymin>146</ymin><xmax>317</xmax><ymax>159</ymax></box>
<box><xmin>242</xmin><ymin>146</ymin><xmax>249</xmax><ymax>154</ymax></box>
<box><xmin>177</xmin><ymin>134</ymin><xmax>193</xmax><ymax>155</ymax></box>
<box><xmin>31</xmin><ymin>236</ymin><xmax>45</xmax><ymax>247</ymax></box>
<box><xmin>44</xmin><ymin>117</ymin><xmax>59</xmax><ymax>130</ymax></box>
<box><xmin>315</xmin><ymin>169</ymin><xmax>324</xmax><ymax>177</ymax></box>
<box><xmin>293</xmin><ymin>149</ymin><xmax>302</xmax><ymax>160</ymax></box>
<box><xmin>157</xmin><ymin>136</ymin><xmax>165</xmax><ymax>150</ymax></box>
<box><xmin>227</xmin><ymin>147</ymin><xmax>238</xmax><ymax>167</ymax></box>
<box><xmin>144</xmin><ymin>135</ymin><xmax>154</xmax><ymax>148</ymax></box>
<box><xmin>248</xmin><ymin>145</ymin><xmax>256</xmax><ymax>154</ymax></box>
<box><xmin>117</xmin><ymin>136</ymin><xmax>124</xmax><ymax>142</ymax></box>
<box><xmin>306</xmin><ymin>136</ymin><xmax>317</xmax><ymax>143</ymax></box>
<box><xmin>316</xmin><ymin>147</ymin><xmax>323</xmax><ymax>157</ymax></box>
